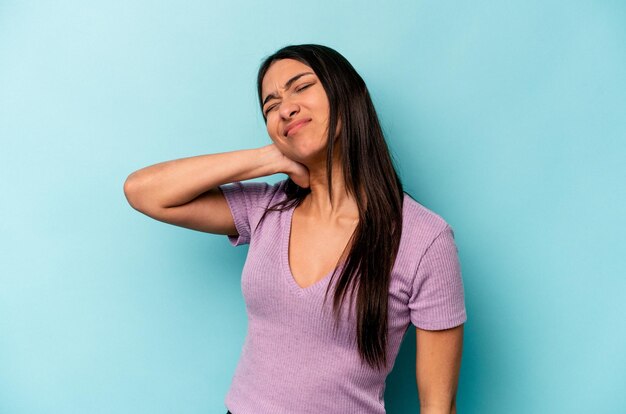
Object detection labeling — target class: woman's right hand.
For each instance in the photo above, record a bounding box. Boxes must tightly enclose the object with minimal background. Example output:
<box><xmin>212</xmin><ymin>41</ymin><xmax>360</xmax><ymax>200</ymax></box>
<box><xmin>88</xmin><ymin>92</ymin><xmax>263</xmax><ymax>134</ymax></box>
<box><xmin>264</xmin><ymin>144</ymin><xmax>310</xmax><ymax>188</ymax></box>
<box><xmin>124</xmin><ymin>143</ymin><xmax>310</xmax><ymax>234</ymax></box>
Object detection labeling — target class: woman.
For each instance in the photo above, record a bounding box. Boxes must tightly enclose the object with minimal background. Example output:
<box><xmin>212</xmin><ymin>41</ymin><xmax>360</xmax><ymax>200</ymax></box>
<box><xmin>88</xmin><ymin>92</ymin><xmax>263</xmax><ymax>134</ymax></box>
<box><xmin>124</xmin><ymin>44</ymin><xmax>466</xmax><ymax>414</ymax></box>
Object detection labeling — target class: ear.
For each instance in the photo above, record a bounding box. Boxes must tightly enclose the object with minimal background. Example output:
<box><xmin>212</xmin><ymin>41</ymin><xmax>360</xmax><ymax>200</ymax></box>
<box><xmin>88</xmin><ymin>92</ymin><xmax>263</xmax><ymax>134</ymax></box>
<box><xmin>334</xmin><ymin>116</ymin><xmax>342</xmax><ymax>138</ymax></box>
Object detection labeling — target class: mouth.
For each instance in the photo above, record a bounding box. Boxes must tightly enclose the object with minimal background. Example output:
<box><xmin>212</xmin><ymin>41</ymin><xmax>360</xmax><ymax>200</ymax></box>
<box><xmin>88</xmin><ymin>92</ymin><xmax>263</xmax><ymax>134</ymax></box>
<box><xmin>284</xmin><ymin>119</ymin><xmax>311</xmax><ymax>137</ymax></box>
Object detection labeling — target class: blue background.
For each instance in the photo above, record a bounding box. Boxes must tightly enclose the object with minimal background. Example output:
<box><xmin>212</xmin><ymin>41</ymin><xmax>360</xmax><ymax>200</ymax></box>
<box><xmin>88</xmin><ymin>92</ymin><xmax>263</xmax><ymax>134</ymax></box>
<box><xmin>1</xmin><ymin>1</ymin><xmax>625</xmax><ymax>413</ymax></box>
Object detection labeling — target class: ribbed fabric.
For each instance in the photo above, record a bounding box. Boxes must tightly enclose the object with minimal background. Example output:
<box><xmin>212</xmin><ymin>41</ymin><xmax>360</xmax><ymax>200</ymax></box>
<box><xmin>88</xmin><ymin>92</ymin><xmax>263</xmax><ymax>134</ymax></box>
<box><xmin>218</xmin><ymin>179</ymin><xmax>466</xmax><ymax>414</ymax></box>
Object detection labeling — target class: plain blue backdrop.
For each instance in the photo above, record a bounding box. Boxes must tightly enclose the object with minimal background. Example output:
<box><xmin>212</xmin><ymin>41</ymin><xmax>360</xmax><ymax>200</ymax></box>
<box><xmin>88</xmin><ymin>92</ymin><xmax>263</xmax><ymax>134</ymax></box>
<box><xmin>1</xmin><ymin>1</ymin><xmax>625</xmax><ymax>413</ymax></box>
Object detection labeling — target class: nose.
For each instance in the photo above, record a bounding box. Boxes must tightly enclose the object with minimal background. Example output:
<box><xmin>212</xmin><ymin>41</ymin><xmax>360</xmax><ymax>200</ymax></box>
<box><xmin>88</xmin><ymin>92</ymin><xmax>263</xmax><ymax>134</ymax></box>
<box><xmin>279</xmin><ymin>100</ymin><xmax>299</xmax><ymax>119</ymax></box>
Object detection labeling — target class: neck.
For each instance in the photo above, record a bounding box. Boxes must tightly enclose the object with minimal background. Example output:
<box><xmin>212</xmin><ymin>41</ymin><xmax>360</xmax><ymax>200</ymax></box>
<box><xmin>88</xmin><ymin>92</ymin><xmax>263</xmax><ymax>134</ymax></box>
<box><xmin>300</xmin><ymin>149</ymin><xmax>360</xmax><ymax>222</ymax></box>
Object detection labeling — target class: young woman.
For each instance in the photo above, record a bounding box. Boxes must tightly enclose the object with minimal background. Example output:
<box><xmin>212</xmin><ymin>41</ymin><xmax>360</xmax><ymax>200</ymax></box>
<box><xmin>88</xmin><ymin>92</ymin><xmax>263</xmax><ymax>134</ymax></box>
<box><xmin>124</xmin><ymin>44</ymin><xmax>467</xmax><ymax>414</ymax></box>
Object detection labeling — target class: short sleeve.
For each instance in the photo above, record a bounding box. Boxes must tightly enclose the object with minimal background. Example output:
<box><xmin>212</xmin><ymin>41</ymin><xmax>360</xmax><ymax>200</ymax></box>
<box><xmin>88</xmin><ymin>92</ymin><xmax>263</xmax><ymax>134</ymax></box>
<box><xmin>218</xmin><ymin>180</ymin><xmax>281</xmax><ymax>247</ymax></box>
<box><xmin>409</xmin><ymin>225</ymin><xmax>467</xmax><ymax>330</ymax></box>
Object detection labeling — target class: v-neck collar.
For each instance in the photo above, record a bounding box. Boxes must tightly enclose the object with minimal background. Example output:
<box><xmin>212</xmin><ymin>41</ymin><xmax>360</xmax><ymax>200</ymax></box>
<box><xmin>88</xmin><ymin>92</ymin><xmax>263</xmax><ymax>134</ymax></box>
<box><xmin>281</xmin><ymin>203</ymin><xmax>346</xmax><ymax>297</ymax></box>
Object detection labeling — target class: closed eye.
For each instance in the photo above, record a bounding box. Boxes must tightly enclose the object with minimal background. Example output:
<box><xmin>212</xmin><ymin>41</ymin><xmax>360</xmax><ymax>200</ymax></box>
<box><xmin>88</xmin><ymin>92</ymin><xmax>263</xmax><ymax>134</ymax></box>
<box><xmin>296</xmin><ymin>83</ymin><xmax>312</xmax><ymax>92</ymax></box>
<box><xmin>264</xmin><ymin>83</ymin><xmax>314</xmax><ymax>116</ymax></box>
<box><xmin>264</xmin><ymin>105</ymin><xmax>277</xmax><ymax>116</ymax></box>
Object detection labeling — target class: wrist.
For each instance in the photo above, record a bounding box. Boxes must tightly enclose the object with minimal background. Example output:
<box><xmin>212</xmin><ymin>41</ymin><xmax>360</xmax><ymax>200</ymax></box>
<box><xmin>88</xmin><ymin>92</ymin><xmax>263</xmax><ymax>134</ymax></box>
<box><xmin>256</xmin><ymin>144</ymin><xmax>287</xmax><ymax>176</ymax></box>
<box><xmin>420</xmin><ymin>402</ymin><xmax>455</xmax><ymax>414</ymax></box>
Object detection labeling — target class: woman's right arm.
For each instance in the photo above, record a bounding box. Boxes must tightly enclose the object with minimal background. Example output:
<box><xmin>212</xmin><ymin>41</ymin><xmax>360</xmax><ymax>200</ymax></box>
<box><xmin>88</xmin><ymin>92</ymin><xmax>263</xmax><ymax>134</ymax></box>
<box><xmin>123</xmin><ymin>144</ymin><xmax>308</xmax><ymax>235</ymax></box>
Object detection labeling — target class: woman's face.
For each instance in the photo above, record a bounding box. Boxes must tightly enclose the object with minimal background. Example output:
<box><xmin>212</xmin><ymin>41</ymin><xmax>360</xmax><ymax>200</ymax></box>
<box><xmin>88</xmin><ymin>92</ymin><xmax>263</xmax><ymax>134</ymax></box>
<box><xmin>261</xmin><ymin>58</ymin><xmax>336</xmax><ymax>162</ymax></box>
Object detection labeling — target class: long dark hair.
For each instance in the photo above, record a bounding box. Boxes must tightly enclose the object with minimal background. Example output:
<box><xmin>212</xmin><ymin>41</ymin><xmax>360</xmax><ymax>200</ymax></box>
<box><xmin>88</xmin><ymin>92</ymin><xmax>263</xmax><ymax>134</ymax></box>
<box><xmin>254</xmin><ymin>44</ymin><xmax>404</xmax><ymax>371</ymax></box>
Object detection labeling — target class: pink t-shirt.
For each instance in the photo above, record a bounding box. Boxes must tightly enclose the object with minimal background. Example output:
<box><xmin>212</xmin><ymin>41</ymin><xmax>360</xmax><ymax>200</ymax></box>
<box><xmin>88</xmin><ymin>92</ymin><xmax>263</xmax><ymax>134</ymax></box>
<box><xmin>218</xmin><ymin>179</ymin><xmax>466</xmax><ymax>414</ymax></box>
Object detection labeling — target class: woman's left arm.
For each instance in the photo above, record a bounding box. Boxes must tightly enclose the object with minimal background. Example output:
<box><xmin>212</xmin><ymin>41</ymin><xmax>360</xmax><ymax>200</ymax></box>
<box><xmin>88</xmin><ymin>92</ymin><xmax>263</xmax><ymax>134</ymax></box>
<box><xmin>415</xmin><ymin>324</ymin><xmax>464</xmax><ymax>414</ymax></box>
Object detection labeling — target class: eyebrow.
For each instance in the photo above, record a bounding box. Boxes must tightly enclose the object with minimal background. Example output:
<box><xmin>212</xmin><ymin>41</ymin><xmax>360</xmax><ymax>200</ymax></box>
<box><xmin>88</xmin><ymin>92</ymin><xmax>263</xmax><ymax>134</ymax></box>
<box><xmin>262</xmin><ymin>72</ymin><xmax>315</xmax><ymax>108</ymax></box>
